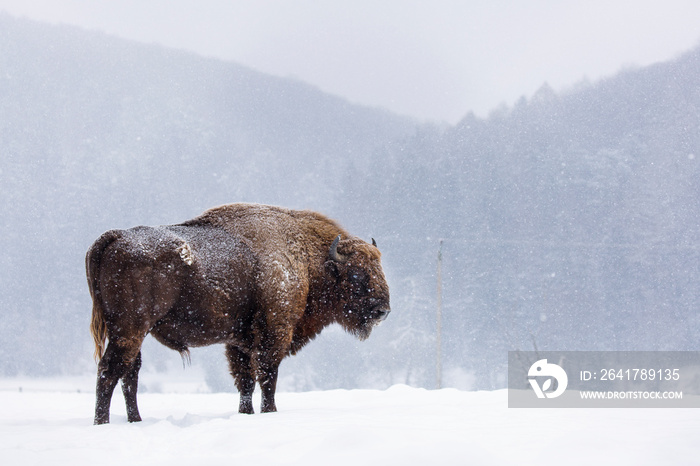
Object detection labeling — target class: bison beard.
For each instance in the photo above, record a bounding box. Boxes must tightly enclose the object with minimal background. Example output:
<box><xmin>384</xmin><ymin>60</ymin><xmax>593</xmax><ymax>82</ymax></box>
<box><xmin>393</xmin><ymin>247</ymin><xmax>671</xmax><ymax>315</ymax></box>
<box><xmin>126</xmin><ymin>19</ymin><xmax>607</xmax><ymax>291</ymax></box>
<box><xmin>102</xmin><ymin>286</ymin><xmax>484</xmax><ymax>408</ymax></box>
<box><xmin>87</xmin><ymin>203</ymin><xmax>390</xmax><ymax>424</ymax></box>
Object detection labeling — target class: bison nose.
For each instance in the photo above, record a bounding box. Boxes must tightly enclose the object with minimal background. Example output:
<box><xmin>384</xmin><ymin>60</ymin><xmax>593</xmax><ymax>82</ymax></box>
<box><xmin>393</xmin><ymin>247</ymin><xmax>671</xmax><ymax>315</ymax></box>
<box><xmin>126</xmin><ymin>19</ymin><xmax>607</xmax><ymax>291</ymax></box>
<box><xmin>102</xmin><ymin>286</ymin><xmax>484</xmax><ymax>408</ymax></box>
<box><xmin>375</xmin><ymin>307</ymin><xmax>391</xmax><ymax>321</ymax></box>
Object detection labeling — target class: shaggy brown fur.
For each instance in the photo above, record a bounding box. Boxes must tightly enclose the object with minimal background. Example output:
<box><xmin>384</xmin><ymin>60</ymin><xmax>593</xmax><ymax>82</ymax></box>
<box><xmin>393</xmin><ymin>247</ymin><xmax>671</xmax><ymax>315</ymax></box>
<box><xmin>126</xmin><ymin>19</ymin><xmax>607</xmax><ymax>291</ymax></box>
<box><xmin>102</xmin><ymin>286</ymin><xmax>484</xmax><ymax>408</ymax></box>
<box><xmin>87</xmin><ymin>203</ymin><xmax>390</xmax><ymax>424</ymax></box>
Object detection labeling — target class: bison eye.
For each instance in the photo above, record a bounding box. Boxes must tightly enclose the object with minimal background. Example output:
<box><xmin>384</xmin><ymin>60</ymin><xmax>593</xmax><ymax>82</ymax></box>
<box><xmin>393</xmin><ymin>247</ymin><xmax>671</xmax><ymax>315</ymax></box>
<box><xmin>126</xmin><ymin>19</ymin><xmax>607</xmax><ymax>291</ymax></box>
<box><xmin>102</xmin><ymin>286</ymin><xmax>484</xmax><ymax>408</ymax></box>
<box><xmin>349</xmin><ymin>270</ymin><xmax>365</xmax><ymax>284</ymax></box>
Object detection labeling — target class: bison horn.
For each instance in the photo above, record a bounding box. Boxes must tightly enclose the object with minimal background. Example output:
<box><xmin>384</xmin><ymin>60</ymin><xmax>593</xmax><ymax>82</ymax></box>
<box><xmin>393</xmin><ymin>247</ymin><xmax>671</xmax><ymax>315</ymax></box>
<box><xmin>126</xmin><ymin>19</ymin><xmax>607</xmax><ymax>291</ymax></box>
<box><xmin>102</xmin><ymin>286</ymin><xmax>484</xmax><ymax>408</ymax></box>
<box><xmin>329</xmin><ymin>235</ymin><xmax>347</xmax><ymax>263</ymax></box>
<box><xmin>371</xmin><ymin>238</ymin><xmax>377</xmax><ymax>247</ymax></box>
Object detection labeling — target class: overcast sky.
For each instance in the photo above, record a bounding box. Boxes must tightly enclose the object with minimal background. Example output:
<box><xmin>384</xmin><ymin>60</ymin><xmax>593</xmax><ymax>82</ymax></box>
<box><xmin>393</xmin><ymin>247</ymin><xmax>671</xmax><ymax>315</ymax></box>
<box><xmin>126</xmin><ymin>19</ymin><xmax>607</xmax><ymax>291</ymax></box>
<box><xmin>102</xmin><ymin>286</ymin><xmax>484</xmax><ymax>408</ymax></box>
<box><xmin>1</xmin><ymin>1</ymin><xmax>699</xmax><ymax>123</ymax></box>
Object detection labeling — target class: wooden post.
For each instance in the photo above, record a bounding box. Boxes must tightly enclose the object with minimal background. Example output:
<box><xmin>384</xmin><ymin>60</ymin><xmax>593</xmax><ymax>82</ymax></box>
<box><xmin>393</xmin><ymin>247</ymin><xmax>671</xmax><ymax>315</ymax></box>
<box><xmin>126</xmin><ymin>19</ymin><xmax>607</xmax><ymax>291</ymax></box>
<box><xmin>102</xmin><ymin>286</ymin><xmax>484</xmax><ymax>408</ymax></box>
<box><xmin>436</xmin><ymin>239</ymin><xmax>443</xmax><ymax>389</ymax></box>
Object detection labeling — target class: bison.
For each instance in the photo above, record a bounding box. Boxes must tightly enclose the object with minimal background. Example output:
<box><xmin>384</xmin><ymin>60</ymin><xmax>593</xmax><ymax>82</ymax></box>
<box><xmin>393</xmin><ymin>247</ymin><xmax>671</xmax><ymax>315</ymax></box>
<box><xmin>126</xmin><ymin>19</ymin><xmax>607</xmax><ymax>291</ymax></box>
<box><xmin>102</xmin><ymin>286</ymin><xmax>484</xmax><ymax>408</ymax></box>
<box><xmin>87</xmin><ymin>203</ymin><xmax>390</xmax><ymax>424</ymax></box>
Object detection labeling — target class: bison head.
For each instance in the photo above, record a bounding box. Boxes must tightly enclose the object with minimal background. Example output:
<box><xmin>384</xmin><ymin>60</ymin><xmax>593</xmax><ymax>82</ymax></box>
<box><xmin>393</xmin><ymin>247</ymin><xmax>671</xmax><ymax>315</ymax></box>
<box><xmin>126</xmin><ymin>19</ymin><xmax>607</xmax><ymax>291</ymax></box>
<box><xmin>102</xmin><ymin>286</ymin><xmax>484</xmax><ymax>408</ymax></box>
<box><xmin>325</xmin><ymin>235</ymin><xmax>391</xmax><ymax>340</ymax></box>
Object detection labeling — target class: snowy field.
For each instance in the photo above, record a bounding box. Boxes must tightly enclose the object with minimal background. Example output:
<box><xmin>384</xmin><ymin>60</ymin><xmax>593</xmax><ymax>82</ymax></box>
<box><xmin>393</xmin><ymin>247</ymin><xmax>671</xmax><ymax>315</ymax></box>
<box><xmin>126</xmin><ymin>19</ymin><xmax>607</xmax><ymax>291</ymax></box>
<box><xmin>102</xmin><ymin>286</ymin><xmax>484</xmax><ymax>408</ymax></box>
<box><xmin>1</xmin><ymin>375</ymin><xmax>698</xmax><ymax>466</ymax></box>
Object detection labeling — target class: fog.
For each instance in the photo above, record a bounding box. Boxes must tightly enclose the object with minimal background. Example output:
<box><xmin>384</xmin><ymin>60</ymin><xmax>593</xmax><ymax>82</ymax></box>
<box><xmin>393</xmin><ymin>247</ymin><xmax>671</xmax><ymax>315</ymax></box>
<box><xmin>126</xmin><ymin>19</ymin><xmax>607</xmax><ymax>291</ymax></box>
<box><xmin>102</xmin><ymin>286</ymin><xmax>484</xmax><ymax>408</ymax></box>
<box><xmin>1</xmin><ymin>0</ymin><xmax>699</xmax><ymax>123</ymax></box>
<box><xmin>0</xmin><ymin>8</ymin><xmax>699</xmax><ymax>394</ymax></box>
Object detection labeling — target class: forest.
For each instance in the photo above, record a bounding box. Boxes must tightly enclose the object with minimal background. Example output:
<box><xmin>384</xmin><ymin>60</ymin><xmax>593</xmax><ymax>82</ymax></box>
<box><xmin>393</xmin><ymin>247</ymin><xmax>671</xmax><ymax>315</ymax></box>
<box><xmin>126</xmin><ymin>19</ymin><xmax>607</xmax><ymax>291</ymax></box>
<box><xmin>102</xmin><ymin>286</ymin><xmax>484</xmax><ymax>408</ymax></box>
<box><xmin>1</xmin><ymin>14</ymin><xmax>698</xmax><ymax>390</ymax></box>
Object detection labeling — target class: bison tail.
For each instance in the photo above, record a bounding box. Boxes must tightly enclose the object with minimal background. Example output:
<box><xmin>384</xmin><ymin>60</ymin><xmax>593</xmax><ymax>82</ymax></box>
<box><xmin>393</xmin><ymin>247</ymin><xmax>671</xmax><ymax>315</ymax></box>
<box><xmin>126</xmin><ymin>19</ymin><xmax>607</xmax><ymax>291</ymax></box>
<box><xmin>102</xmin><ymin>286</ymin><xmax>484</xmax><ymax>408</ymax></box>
<box><xmin>86</xmin><ymin>230</ymin><xmax>122</xmax><ymax>362</ymax></box>
<box><xmin>90</xmin><ymin>301</ymin><xmax>108</xmax><ymax>363</ymax></box>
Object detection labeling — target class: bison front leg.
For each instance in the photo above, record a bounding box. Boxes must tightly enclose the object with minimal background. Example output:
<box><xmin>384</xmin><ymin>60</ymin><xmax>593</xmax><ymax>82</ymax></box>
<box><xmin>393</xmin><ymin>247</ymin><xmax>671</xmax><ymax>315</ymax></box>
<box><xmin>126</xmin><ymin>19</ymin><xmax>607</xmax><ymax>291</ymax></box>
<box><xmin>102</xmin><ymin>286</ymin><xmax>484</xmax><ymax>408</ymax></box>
<box><xmin>254</xmin><ymin>334</ymin><xmax>288</xmax><ymax>413</ymax></box>
<box><xmin>226</xmin><ymin>345</ymin><xmax>256</xmax><ymax>414</ymax></box>
<box><xmin>255</xmin><ymin>332</ymin><xmax>290</xmax><ymax>413</ymax></box>
<box><xmin>259</xmin><ymin>361</ymin><xmax>280</xmax><ymax>413</ymax></box>
<box><xmin>253</xmin><ymin>284</ymin><xmax>306</xmax><ymax>414</ymax></box>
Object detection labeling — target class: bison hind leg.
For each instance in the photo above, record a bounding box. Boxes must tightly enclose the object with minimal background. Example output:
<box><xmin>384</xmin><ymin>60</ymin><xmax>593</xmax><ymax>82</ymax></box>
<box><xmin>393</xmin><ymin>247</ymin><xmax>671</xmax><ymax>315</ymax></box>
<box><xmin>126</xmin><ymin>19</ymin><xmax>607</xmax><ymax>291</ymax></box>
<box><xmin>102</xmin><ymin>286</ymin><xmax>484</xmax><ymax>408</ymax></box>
<box><xmin>94</xmin><ymin>341</ymin><xmax>142</xmax><ymax>424</ymax></box>
<box><xmin>121</xmin><ymin>351</ymin><xmax>143</xmax><ymax>422</ymax></box>
<box><xmin>226</xmin><ymin>345</ymin><xmax>255</xmax><ymax>414</ymax></box>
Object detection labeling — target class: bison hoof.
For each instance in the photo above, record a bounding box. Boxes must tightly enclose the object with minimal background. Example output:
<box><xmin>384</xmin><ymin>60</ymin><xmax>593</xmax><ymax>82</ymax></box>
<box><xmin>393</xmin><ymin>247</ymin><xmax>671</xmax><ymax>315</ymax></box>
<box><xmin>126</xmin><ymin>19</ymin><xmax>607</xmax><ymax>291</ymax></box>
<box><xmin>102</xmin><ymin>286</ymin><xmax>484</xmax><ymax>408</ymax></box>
<box><xmin>239</xmin><ymin>397</ymin><xmax>254</xmax><ymax>414</ymax></box>
<box><xmin>261</xmin><ymin>404</ymin><xmax>277</xmax><ymax>413</ymax></box>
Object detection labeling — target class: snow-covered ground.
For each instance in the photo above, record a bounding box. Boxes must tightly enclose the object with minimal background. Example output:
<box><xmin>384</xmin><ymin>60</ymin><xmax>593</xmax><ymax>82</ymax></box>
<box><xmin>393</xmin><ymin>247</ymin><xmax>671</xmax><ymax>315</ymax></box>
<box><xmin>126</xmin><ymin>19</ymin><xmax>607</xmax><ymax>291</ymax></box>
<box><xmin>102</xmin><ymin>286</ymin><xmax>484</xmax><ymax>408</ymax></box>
<box><xmin>1</xmin><ymin>375</ymin><xmax>697</xmax><ymax>465</ymax></box>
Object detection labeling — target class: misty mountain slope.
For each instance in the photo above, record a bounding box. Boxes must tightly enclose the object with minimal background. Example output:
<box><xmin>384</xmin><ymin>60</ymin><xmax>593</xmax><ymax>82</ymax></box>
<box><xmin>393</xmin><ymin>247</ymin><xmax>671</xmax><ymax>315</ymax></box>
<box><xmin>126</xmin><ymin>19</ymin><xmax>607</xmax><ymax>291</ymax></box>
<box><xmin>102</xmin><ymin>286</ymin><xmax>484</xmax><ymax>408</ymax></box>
<box><xmin>2</xmin><ymin>12</ymin><xmax>699</xmax><ymax>391</ymax></box>
<box><xmin>0</xmin><ymin>15</ymin><xmax>413</xmax><ymax>214</ymax></box>
<box><xmin>0</xmin><ymin>15</ymin><xmax>415</xmax><ymax>375</ymax></box>
<box><xmin>340</xmin><ymin>45</ymin><xmax>700</xmax><ymax>388</ymax></box>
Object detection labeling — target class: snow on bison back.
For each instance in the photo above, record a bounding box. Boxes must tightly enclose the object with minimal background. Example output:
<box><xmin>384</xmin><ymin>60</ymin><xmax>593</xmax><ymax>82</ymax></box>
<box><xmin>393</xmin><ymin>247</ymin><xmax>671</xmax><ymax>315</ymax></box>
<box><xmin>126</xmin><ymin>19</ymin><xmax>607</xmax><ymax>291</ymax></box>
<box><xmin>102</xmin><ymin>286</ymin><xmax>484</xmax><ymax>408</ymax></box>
<box><xmin>87</xmin><ymin>203</ymin><xmax>391</xmax><ymax>424</ymax></box>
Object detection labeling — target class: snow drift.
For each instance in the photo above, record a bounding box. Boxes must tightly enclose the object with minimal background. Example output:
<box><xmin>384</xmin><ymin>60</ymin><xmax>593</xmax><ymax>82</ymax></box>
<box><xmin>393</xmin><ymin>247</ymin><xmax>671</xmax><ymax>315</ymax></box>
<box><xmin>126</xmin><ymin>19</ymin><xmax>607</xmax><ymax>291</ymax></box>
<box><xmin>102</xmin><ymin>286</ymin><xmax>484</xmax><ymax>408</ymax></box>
<box><xmin>1</xmin><ymin>376</ymin><xmax>696</xmax><ymax>465</ymax></box>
